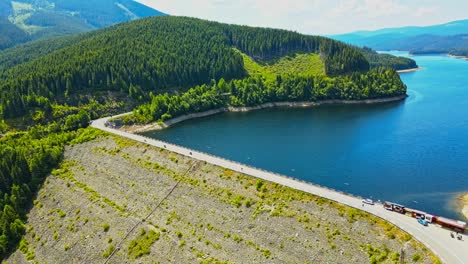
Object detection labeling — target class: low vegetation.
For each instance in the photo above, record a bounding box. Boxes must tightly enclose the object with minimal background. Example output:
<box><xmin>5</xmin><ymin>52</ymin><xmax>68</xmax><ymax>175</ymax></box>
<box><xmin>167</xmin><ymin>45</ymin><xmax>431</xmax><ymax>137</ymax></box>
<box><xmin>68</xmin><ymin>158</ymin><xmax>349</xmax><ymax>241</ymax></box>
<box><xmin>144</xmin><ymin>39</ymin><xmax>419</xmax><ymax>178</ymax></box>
<box><xmin>5</xmin><ymin>134</ymin><xmax>438</xmax><ymax>263</ymax></box>
<box><xmin>241</xmin><ymin>51</ymin><xmax>325</xmax><ymax>78</ymax></box>
<box><xmin>127</xmin><ymin>228</ymin><xmax>161</xmax><ymax>259</ymax></box>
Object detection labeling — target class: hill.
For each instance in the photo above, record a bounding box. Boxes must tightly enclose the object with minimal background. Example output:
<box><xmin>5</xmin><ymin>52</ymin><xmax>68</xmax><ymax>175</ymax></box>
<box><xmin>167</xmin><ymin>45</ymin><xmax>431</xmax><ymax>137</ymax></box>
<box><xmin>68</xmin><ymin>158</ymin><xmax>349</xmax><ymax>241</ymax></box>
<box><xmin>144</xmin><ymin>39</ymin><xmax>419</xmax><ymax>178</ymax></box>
<box><xmin>0</xmin><ymin>0</ymin><xmax>165</xmax><ymax>50</ymax></box>
<box><xmin>0</xmin><ymin>24</ymin><xmax>416</xmax><ymax>76</ymax></box>
<box><xmin>332</xmin><ymin>19</ymin><xmax>468</xmax><ymax>55</ymax></box>
<box><xmin>359</xmin><ymin>47</ymin><xmax>418</xmax><ymax>70</ymax></box>
<box><xmin>0</xmin><ymin>16</ymin><xmax>377</xmax><ymax>124</ymax></box>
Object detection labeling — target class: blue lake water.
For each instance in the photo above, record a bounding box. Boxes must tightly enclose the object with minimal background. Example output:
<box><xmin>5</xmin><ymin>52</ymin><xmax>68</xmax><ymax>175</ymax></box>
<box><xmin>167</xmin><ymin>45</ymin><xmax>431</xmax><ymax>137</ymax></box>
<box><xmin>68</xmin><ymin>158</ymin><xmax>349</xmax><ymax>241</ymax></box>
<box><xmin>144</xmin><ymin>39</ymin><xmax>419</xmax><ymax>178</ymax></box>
<box><xmin>144</xmin><ymin>52</ymin><xmax>468</xmax><ymax>220</ymax></box>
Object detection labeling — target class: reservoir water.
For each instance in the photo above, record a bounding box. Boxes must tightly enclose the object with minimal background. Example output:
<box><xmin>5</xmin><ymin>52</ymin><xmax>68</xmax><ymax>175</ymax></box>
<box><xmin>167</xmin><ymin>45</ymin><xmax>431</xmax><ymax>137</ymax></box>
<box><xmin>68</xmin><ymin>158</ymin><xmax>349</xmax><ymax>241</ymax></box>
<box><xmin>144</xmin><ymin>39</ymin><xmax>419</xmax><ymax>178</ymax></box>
<box><xmin>144</xmin><ymin>52</ymin><xmax>468</xmax><ymax>219</ymax></box>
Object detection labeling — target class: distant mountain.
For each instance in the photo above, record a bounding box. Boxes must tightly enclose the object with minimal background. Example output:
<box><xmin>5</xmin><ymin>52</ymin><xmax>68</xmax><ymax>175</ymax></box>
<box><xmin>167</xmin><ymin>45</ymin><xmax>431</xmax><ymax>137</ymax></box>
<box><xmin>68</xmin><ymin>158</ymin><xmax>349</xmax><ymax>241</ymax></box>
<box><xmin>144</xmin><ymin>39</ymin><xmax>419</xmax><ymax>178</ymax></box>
<box><xmin>0</xmin><ymin>17</ymin><xmax>29</xmax><ymax>50</ymax></box>
<box><xmin>332</xmin><ymin>19</ymin><xmax>468</xmax><ymax>55</ymax></box>
<box><xmin>0</xmin><ymin>0</ymin><xmax>166</xmax><ymax>50</ymax></box>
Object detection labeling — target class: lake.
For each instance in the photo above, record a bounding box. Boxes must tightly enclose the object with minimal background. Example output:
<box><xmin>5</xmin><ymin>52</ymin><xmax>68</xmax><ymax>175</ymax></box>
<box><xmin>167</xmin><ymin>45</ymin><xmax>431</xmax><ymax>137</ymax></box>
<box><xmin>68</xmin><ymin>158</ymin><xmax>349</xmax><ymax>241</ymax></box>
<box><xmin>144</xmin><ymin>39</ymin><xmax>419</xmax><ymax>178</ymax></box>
<box><xmin>143</xmin><ymin>52</ymin><xmax>468</xmax><ymax>220</ymax></box>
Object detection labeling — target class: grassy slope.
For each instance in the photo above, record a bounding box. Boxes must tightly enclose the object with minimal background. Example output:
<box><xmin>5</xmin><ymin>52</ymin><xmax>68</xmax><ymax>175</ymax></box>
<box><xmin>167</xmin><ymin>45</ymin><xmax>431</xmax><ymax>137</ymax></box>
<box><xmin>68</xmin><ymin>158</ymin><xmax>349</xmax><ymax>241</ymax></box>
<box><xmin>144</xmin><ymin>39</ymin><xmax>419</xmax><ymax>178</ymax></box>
<box><xmin>6</xmin><ymin>131</ymin><xmax>439</xmax><ymax>263</ymax></box>
<box><xmin>241</xmin><ymin>51</ymin><xmax>325</xmax><ymax>79</ymax></box>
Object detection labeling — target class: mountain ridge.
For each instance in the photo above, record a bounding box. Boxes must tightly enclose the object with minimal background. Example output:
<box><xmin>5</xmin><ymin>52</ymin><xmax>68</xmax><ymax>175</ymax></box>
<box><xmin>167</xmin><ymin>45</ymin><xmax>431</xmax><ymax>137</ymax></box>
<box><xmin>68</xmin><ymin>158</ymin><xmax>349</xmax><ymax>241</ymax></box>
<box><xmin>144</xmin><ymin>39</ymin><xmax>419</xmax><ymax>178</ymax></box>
<box><xmin>0</xmin><ymin>0</ymin><xmax>166</xmax><ymax>50</ymax></box>
<box><xmin>332</xmin><ymin>19</ymin><xmax>468</xmax><ymax>53</ymax></box>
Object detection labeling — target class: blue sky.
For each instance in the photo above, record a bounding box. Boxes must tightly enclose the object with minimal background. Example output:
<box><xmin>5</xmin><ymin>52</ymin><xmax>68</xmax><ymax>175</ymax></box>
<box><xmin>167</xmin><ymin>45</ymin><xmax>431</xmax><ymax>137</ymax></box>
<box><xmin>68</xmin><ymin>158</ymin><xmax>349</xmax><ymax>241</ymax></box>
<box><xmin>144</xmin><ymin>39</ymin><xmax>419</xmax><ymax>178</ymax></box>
<box><xmin>135</xmin><ymin>0</ymin><xmax>468</xmax><ymax>35</ymax></box>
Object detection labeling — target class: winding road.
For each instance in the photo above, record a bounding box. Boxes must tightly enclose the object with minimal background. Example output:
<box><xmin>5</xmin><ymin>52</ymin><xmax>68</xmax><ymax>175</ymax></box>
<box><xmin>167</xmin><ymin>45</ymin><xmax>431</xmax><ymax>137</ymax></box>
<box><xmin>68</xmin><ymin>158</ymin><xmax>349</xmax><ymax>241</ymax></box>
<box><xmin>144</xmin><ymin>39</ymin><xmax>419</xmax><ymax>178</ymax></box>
<box><xmin>92</xmin><ymin>115</ymin><xmax>467</xmax><ymax>264</ymax></box>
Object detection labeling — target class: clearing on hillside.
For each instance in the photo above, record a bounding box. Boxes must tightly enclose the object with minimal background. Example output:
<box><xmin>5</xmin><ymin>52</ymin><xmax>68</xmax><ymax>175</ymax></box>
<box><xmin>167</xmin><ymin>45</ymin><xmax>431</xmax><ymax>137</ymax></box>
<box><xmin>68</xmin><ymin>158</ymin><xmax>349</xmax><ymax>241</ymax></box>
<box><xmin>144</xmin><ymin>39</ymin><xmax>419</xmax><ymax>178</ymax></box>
<box><xmin>240</xmin><ymin>50</ymin><xmax>325</xmax><ymax>79</ymax></box>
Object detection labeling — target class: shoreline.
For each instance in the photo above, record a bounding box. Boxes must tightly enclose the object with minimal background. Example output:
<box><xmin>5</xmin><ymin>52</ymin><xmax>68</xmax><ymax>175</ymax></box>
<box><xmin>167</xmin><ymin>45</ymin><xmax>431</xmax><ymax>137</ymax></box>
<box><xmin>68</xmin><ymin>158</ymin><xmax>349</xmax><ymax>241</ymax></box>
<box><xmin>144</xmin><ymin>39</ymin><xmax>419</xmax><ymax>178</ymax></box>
<box><xmin>448</xmin><ymin>54</ymin><xmax>468</xmax><ymax>61</ymax></box>
<box><xmin>121</xmin><ymin>95</ymin><xmax>407</xmax><ymax>133</ymax></box>
<box><xmin>397</xmin><ymin>67</ymin><xmax>422</xmax><ymax>73</ymax></box>
<box><xmin>457</xmin><ymin>193</ymin><xmax>468</xmax><ymax>220</ymax></box>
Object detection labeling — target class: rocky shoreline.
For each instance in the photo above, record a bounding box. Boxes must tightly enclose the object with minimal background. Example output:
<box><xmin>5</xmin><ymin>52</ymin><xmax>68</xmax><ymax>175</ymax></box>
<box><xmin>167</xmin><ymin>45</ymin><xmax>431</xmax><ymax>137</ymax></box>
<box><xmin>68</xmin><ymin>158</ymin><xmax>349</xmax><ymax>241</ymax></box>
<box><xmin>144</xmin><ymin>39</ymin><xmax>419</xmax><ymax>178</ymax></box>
<box><xmin>121</xmin><ymin>95</ymin><xmax>407</xmax><ymax>133</ymax></box>
<box><xmin>457</xmin><ymin>193</ymin><xmax>468</xmax><ymax>220</ymax></box>
<box><xmin>448</xmin><ymin>54</ymin><xmax>468</xmax><ymax>61</ymax></box>
<box><xmin>397</xmin><ymin>68</ymin><xmax>422</xmax><ymax>73</ymax></box>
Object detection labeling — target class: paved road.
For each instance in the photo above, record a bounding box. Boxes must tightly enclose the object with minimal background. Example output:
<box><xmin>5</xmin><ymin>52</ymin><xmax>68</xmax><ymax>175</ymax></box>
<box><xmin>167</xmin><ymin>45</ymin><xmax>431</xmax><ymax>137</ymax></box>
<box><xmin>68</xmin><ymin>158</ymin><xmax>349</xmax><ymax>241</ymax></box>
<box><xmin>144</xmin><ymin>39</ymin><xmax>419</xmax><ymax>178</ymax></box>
<box><xmin>92</xmin><ymin>116</ymin><xmax>467</xmax><ymax>264</ymax></box>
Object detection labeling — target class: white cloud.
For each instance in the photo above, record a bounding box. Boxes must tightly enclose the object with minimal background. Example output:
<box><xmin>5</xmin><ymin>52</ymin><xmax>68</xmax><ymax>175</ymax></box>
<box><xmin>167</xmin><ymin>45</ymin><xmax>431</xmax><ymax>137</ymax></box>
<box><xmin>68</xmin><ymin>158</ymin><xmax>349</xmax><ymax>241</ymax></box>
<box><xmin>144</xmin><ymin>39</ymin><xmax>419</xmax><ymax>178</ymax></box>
<box><xmin>134</xmin><ymin>0</ymin><xmax>468</xmax><ymax>35</ymax></box>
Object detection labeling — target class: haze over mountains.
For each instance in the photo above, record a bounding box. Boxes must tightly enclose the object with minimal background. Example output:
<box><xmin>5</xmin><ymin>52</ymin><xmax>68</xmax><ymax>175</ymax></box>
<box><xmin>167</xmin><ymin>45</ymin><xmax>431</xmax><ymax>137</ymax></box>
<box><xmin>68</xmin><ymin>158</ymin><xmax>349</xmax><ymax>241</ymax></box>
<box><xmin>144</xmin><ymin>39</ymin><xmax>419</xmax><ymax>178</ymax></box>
<box><xmin>0</xmin><ymin>0</ymin><xmax>165</xmax><ymax>50</ymax></box>
<box><xmin>333</xmin><ymin>19</ymin><xmax>468</xmax><ymax>56</ymax></box>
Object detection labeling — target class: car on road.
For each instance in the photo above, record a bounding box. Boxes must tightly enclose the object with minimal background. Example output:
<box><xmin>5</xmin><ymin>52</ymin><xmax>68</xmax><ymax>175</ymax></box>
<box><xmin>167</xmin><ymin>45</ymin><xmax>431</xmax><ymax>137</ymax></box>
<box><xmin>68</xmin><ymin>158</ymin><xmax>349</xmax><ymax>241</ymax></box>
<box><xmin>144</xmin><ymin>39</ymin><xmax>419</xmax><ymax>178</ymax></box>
<box><xmin>362</xmin><ymin>199</ymin><xmax>374</xmax><ymax>205</ymax></box>
<box><xmin>418</xmin><ymin>219</ymin><xmax>428</xmax><ymax>226</ymax></box>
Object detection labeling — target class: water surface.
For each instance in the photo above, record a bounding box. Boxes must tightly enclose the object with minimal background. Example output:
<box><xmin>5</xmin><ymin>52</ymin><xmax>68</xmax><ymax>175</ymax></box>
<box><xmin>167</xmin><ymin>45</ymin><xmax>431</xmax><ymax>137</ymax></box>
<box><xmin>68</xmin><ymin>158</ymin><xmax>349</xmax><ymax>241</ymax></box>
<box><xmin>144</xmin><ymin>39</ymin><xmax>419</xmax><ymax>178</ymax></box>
<box><xmin>144</xmin><ymin>52</ymin><xmax>468</xmax><ymax>219</ymax></box>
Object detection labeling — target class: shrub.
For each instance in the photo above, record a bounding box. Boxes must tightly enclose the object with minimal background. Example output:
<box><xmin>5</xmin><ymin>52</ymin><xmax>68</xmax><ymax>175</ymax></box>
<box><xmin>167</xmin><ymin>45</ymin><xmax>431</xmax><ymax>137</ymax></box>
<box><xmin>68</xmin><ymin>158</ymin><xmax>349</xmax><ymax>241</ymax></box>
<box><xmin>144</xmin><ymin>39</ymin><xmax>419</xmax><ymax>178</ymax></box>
<box><xmin>58</xmin><ymin>210</ymin><xmax>66</xmax><ymax>218</ymax></box>
<box><xmin>412</xmin><ymin>253</ymin><xmax>421</xmax><ymax>262</ymax></box>
<box><xmin>244</xmin><ymin>198</ymin><xmax>252</xmax><ymax>208</ymax></box>
<box><xmin>233</xmin><ymin>234</ymin><xmax>243</xmax><ymax>243</ymax></box>
<box><xmin>255</xmin><ymin>180</ymin><xmax>264</xmax><ymax>191</ymax></box>
<box><xmin>179</xmin><ymin>240</ymin><xmax>186</xmax><ymax>247</ymax></box>
<box><xmin>128</xmin><ymin>229</ymin><xmax>161</xmax><ymax>259</ymax></box>
<box><xmin>102</xmin><ymin>244</ymin><xmax>115</xmax><ymax>258</ymax></box>
<box><xmin>103</xmin><ymin>222</ymin><xmax>110</xmax><ymax>232</ymax></box>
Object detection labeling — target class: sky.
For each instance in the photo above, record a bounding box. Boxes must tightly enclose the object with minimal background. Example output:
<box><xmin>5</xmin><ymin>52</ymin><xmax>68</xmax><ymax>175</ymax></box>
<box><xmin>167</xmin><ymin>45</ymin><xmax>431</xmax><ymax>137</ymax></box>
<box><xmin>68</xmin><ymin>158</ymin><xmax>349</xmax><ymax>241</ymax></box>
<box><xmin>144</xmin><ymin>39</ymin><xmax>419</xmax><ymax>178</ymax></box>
<box><xmin>135</xmin><ymin>0</ymin><xmax>468</xmax><ymax>35</ymax></box>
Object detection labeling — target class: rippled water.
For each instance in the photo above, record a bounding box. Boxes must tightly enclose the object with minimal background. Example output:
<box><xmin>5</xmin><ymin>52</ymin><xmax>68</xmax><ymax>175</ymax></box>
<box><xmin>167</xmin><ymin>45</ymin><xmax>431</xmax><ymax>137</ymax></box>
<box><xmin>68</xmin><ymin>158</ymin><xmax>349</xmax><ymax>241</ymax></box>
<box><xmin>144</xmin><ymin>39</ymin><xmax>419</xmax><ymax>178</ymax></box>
<box><xmin>144</xmin><ymin>52</ymin><xmax>468</xmax><ymax>219</ymax></box>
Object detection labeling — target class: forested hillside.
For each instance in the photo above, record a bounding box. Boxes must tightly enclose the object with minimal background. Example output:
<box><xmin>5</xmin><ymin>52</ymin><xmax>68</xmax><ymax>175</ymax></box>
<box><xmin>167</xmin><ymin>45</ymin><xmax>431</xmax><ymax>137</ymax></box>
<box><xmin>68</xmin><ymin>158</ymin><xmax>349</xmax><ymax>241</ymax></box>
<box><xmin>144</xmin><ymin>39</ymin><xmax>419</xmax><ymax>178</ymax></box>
<box><xmin>129</xmin><ymin>68</ymin><xmax>405</xmax><ymax>124</ymax></box>
<box><xmin>0</xmin><ymin>0</ymin><xmax>165</xmax><ymax>50</ymax></box>
<box><xmin>0</xmin><ymin>127</ymin><xmax>102</xmax><ymax>259</ymax></box>
<box><xmin>360</xmin><ymin>47</ymin><xmax>418</xmax><ymax>70</ymax></box>
<box><xmin>0</xmin><ymin>17</ymin><xmax>29</xmax><ymax>50</ymax></box>
<box><xmin>0</xmin><ymin>16</ymin><xmax>372</xmax><ymax>122</ymax></box>
<box><xmin>450</xmin><ymin>48</ymin><xmax>468</xmax><ymax>57</ymax></box>
<box><xmin>0</xmin><ymin>26</ymin><xmax>415</xmax><ymax>78</ymax></box>
<box><xmin>0</xmin><ymin>32</ymin><xmax>98</xmax><ymax>73</ymax></box>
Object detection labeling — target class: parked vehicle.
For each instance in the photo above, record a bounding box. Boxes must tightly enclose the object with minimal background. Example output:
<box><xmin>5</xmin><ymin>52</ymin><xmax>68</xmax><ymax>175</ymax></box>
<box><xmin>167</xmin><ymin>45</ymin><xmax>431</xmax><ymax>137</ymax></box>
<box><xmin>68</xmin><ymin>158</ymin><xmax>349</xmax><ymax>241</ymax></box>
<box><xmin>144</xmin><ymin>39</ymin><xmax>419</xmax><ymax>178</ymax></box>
<box><xmin>434</xmin><ymin>216</ymin><xmax>467</xmax><ymax>233</ymax></box>
<box><xmin>418</xmin><ymin>219</ymin><xmax>428</xmax><ymax>226</ymax></box>
<box><xmin>383</xmin><ymin>202</ymin><xmax>405</xmax><ymax>213</ymax></box>
<box><xmin>362</xmin><ymin>199</ymin><xmax>374</xmax><ymax>205</ymax></box>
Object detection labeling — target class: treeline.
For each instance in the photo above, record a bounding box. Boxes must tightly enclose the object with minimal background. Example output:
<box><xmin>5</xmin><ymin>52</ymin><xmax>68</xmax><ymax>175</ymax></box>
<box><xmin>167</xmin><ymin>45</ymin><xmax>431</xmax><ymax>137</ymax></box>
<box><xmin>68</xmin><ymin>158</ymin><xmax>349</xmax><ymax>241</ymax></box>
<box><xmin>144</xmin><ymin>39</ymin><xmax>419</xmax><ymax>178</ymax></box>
<box><xmin>0</xmin><ymin>32</ymin><xmax>97</xmax><ymax>74</ymax></box>
<box><xmin>409</xmin><ymin>42</ymin><xmax>468</xmax><ymax>57</ymax></box>
<box><xmin>449</xmin><ymin>48</ymin><xmax>468</xmax><ymax>57</ymax></box>
<box><xmin>0</xmin><ymin>17</ymin><xmax>29</xmax><ymax>51</ymax></box>
<box><xmin>360</xmin><ymin>47</ymin><xmax>418</xmax><ymax>70</ymax></box>
<box><xmin>221</xmin><ymin>24</ymin><xmax>369</xmax><ymax>75</ymax></box>
<box><xmin>129</xmin><ymin>68</ymin><xmax>405</xmax><ymax>124</ymax></box>
<box><xmin>0</xmin><ymin>17</ymin><xmax>247</xmax><ymax>120</ymax></box>
<box><xmin>0</xmin><ymin>16</ymin><xmax>369</xmax><ymax>121</ymax></box>
<box><xmin>0</xmin><ymin>126</ymin><xmax>103</xmax><ymax>259</ymax></box>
